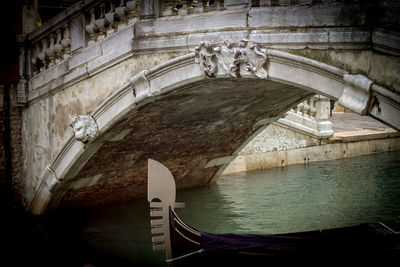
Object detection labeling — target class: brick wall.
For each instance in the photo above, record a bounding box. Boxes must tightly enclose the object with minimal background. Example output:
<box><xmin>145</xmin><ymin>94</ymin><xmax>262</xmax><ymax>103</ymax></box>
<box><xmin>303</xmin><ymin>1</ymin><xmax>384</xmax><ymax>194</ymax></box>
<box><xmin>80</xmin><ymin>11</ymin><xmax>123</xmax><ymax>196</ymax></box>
<box><xmin>0</xmin><ymin>86</ymin><xmax>6</xmax><ymax>191</ymax></box>
<box><xmin>0</xmin><ymin>84</ymin><xmax>23</xmax><ymax>209</ymax></box>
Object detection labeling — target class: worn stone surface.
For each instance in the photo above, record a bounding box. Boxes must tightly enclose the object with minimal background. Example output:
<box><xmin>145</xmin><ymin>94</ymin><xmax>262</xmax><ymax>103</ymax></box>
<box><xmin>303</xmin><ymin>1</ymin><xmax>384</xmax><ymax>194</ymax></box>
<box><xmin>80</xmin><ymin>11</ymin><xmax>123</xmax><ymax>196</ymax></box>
<box><xmin>222</xmin><ymin>136</ymin><xmax>400</xmax><ymax>174</ymax></box>
<box><xmin>237</xmin><ymin>123</ymin><xmax>326</xmax><ymax>155</ymax></box>
<box><xmin>290</xmin><ymin>49</ymin><xmax>400</xmax><ymax>93</ymax></box>
<box><xmin>14</xmin><ymin>0</ymin><xmax>400</xmax><ymax>212</ymax></box>
<box><xmin>22</xmin><ymin>51</ymin><xmax>186</xmax><ymax>202</ymax></box>
<box><xmin>56</xmin><ymin>79</ymin><xmax>311</xmax><ymax>208</ymax></box>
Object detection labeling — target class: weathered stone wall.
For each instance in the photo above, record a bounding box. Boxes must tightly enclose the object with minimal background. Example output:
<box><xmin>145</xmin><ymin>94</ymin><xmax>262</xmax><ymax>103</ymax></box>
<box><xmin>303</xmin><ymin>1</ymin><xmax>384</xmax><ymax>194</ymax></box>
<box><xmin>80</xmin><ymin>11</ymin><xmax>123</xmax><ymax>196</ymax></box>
<box><xmin>289</xmin><ymin>49</ymin><xmax>400</xmax><ymax>93</ymax></box>
<box><xmin>0</xmin><ymin>86</ymin><xmax>7</xmax><ymax>195</ymax></box>
<box><xmin>17</xmin><ymin>0</ymin><xmax>400</xmax><ymax>212</ymax></box>
<box><xmin>238</xmin><ymin>123</ymin><xmax>326</xmax><ymax>156</ymax></box>
<box><xmin>0</xmin><ymin>84</ymin><xmax>23</xmax><ymax>206</ymax></box>
<box><xmin>21</xmin><ymin>51</ymin><xmax>186</xmax><ymax>205</ymax></box>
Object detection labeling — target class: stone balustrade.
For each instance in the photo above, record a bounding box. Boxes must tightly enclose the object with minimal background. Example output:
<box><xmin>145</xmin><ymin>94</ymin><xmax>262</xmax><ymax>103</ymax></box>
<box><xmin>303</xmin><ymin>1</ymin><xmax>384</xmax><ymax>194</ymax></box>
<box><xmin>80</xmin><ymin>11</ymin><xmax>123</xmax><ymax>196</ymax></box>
<box><xmin>85</xmin><ymin>0</ymin><xmax>138</xmax><ymax>45</ymax></box>
<box><xmin>276</xmin><ymin>95</ymin><xmax>334</xmax><ymax>139</ymax></box>
<box><xmin>16</xmin><ymin>0</ymin><xmax>399</xmax><ymax>106</ymax></box>
<box><xmin>31</xmin><ymin>24</ymin><xmax>71</xmax><ymax>75</ymax></box>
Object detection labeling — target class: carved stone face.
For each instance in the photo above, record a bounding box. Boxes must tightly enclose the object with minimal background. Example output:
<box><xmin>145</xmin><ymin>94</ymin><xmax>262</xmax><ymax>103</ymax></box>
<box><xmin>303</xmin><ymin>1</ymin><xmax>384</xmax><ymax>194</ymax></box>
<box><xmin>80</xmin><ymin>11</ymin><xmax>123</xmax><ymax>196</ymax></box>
<box><xmin>73</xmin><ymin>119</ymin><xmax>90</xmax><ymax>142</ymax></box>
<box><xmin>70</xmin><ymin>115</ymin><xmax>97</xmax><ymax>144</ymax></box>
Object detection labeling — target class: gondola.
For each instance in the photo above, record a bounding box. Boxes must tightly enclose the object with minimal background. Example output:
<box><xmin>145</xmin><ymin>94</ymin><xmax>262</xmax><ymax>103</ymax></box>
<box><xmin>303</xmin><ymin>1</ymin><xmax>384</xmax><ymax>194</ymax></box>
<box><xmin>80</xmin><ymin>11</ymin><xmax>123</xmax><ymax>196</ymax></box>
<box><xmin>147</xmin><ymin>159</ymin><xmax>399</xmax><ymax>266</ymax></box>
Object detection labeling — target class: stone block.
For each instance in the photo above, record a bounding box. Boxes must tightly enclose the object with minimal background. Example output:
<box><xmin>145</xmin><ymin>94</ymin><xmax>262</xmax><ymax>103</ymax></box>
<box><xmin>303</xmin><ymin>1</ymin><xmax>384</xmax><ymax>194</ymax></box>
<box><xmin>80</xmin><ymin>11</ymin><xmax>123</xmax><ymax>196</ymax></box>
<box><xmin>88</xmin><ymin>41</ymin><xmax>133</xmax><ymax>74</ymax></box>
<box><xmin>70</xmin><ymin>15</ymin><xmax>85</xmax><ymax>53</ymax></box>
<box><xmin>346</xmin><ymin>140</ymin><xmax>370</xmax><ymax>157</ymax></box>
<box><xmin>30</xmin><ymin>61</ymin><xmax>69</xmax><ymax>90</ymax></box>
<box><xmin>248</xmin><ymin>4</ymin><xmax>367</xmax><ymax>28</ymax></box>
<box><xmin>135</xmin><ymin>10</ymin><xmax>247</xmax><ymax>37</ymax></box>
<box><xmin>58</xmin><ymin>65</ymin><xmax>88</xmax><ymax>89</ymax></box>
<box><xmin>132</xmin><ymin>35</ymin><xmax>187</xmax><ymax>53</ymax></box>
<box><xmin>69</xmin><ymin>43</ymin><xmax>102</xmax><ymax>70</ymax></box>
<box><xmin>222</xmin><ymin>155</ymin><xmax>246</xmax><ymax>174</ymax></box>
<box><xmin>329</xmin><ymin>30</ymin><xmax>370</xmax><ymax>44</ymax></box>
<box><xmin>139</xmin><ymin>0</ymin><xmax>158</xmax><ymax>19</ymax></box>
<box><xmin>101</xmin><ymin>25</ymin><xmax>135</xmax><ymax>56</ymax></box>
<box><xmin>249</xmin><ymin>30</ymin><xmax>330</xmax><ymax>49</ymax></box>
<box><xmin>372</xmin><ymin>30</ymin><xmax>400</xmax><ymax>56</ymax></box>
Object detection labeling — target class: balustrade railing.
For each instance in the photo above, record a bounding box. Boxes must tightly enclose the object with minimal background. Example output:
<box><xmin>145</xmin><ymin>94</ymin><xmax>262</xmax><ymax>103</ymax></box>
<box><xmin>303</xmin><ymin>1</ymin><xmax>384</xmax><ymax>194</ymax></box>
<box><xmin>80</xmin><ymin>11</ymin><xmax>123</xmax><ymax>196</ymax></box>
<box><xmin>31</xmin><ymin>24</ymin><xmax>71</xmax><ymax>75</ymax></box>
<box><xmin>16</xmin><ymin>0</ymin><xmax>361</xmax><ymax>106</ymax></box>
<box><xmin>277</xmin><ymin>95</ymin><xmax>334</xmax><ymax>138</ymax></box>
<box><xmin>85</xmin><ymin>0</ymin><xmax>138</xmax><ymax>45</ymax></box>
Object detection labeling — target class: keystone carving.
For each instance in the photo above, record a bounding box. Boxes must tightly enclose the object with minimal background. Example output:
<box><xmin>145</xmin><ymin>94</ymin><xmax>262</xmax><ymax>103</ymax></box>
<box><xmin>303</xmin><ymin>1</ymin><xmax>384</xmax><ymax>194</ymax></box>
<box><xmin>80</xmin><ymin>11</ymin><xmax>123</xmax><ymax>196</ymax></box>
<box><xmin>69</xmin><ymin>115</ymin><xmax>98</xmax><ymax>144</ymax></box>
<box><xmin>195</xmin><ymin>39</ymin><xmax>268</xmax><ymax>79</ymax></box>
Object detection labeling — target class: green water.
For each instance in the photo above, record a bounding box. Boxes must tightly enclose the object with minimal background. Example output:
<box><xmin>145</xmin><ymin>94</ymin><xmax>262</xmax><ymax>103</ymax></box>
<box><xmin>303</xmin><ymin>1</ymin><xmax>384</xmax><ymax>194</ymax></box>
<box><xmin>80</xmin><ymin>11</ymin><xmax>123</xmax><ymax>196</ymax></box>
<box><xmin>42</xmin><ymin>151</ymin><xmax>400</xmax><ymax>266</ymax></box>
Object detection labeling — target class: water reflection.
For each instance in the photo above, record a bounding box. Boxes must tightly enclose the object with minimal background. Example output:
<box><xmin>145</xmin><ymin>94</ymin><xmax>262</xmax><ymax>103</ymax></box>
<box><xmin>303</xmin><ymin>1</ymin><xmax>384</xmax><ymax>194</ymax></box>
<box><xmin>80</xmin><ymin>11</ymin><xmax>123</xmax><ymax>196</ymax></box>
<box><xmin>40</xmin><ymin>151</ymin><xmax>400</xmax><ymax>266</ymax></box>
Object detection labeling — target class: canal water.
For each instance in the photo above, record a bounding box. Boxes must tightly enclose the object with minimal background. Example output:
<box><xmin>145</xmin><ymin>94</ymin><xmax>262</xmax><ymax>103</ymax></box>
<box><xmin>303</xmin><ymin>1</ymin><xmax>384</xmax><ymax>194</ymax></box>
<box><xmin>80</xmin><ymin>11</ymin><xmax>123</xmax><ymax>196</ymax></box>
<box><xmin>40</xmin><ymin>151</ymin><xmax>400</xmax><ymax>266</ymax></box>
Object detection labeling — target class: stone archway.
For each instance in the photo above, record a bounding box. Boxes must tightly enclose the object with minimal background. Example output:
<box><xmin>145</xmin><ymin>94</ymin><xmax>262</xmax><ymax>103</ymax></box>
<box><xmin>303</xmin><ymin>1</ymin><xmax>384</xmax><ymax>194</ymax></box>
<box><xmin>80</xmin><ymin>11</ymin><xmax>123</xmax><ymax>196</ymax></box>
<box><xmin>28</xmin><ymin>41</ymin><xmax>400</xmax><ymax>214</ymax></box>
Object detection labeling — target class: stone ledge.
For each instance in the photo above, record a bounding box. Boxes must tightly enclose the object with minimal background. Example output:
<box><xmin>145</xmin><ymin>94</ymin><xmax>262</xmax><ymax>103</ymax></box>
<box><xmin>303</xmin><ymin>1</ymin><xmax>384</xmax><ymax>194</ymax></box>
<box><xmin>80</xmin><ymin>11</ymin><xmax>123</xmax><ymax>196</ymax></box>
<box><xmin>248</xmin><ymin>4</ymin><xmax>368</xmax><ymax>28</ymax></box>
<box><xmin>372</xmin><ymin>30</ymin><xmax>400</xmax><ymax>56</ymax></box>
<box><xmin>328</xmin><ymin>129</ymin><xmax>399</xmax><ymax>143</ymax></box>
<box><xmin>29</xmin><ymin>27</ymin><xmax>372</xmax><ymax>103</ymax></box>
<box><xmin>222</xmin><ymin>136</ymin><xmax>400</xmax><ymax>174</ymax></box>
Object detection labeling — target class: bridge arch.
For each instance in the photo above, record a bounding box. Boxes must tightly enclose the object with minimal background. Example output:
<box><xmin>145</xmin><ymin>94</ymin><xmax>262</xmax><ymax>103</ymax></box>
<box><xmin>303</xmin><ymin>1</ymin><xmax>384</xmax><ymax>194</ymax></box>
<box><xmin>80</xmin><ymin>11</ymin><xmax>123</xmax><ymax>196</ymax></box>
<box><xmin>28</xmin><ymin>42</ymin><xmax>400</xmax><ymax>214</ymax></box>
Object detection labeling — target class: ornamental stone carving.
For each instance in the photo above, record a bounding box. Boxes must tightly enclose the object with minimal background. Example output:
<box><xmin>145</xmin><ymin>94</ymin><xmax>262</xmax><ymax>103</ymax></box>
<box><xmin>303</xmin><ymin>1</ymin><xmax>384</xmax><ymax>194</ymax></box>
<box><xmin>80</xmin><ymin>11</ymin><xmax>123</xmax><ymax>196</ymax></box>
<box><xmin>69</xmin><ymin>115</ymin><xmax>98</xmax><ymax>143</ymax></box>
<box><xmin>194</xmin><ymin>41</ymin><xmax>218</xmax><ymax>78</ymax></box>
<box><xmin>195</xmin><ymin>39</ymin><xmax>268</xmax><ymax>79</ymax></box>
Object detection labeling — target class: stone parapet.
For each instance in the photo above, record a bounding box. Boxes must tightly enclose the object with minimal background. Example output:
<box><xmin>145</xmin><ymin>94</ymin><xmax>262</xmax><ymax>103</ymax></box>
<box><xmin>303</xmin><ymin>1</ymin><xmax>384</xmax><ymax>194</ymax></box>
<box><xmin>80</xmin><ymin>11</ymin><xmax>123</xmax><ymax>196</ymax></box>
<box><xmin>276</xmin><ymin>95</ymin><xmax>334</xmax><ymax>139</ymax></box>
<box><xmin>18</xmin><ymin>0</ymin><xmax>400</xmax><ymax>105</ymax></box>
<box><xmin>222</xmin><ymin>136</ymin><xmax>400</xmax><ymax>174</ymax></box>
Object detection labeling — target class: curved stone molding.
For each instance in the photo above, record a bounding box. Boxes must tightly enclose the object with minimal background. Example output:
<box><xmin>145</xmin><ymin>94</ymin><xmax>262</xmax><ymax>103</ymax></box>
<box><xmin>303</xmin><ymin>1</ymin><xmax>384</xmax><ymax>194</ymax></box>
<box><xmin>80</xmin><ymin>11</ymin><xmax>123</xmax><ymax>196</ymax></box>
<box><xmin>338</xmin><ymin>74</ymin><xmax>373</xmax><ymax>115</ymax></box>
<box><xmin>28</xmin><ymin>165</ymin><xmax>59</xmax><ymax>215</ymax></box>
<box><xmin>27</xmin><ymin>49</ymin><xmax>399</xmax><ymax>214</ymax></box>
<box><xmin>69</xmin><ymin>115</ymin><xmax>98</xmax><ymax>143</ymax></box>
<box><xmin>195</xmin><ymin>39</ymin><xmax>268</xmax><ymax>79</ymax></box>
<box><xmin>369</xmin><ymin>84</ymin><xmax>400</xmax><ymax>130</ymax></box>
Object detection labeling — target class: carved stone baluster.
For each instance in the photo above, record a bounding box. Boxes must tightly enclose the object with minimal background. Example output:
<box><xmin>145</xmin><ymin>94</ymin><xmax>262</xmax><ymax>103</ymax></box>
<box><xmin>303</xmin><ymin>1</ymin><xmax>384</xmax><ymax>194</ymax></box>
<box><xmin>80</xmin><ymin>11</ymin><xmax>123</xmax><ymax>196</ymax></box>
<box><xmin>297</xmin><ymin>101</ymin><xmax>304</xmax><ymax>116</ymax></box>
<box><xmin>204</xmin><ymin>0</ymin><xmax>211</xmax><ymax>12</ymax></box>
<box><xmin>61</xmin><ymin>24</ymin><xmax>70</xmax><ymax>59</ymax></box>
<box><xmin>31</xmin><ymin>42</ymin><xmax>41</xmax><ymax>75</ymax></box>
<box><xmin>178</xmin><ymin>1</ymin><xmax>188</xmax><ymax>15</ymax></box>
<box><xmin>115</xmin><ymin>0</ymin><xmax>128</xmax><ymax>28</ymax></box>
<box><xmin>162</xmin><ymin>0</ymin><xmax>178</xmax><ymax>16</ymax></box>
<box><xmin>105</xmin><ymin>0</ymin><xmax>115</xmax><ymax>34</ymax></box>
<box><xmin>95</xmin><ymin>3</ymin><xmax>107</xmax><ymax>40</ymax></box>
<box><xmin>53</xmin><ymin>29</ymin><xmax>63</xmax><ymax>63</ymax></box>
<box><xmin>187</xmin><ymin>0</ymin><xmax>199</xmax><ymax>13</ymax></box>
<box><xmin>38</xmin><ymin>38</ymin><xmax>49</xmax><ymax>71</ymax></box>
<box><xmin>46</xmin><ymin>33</ymin><xmax>56</xmax><ymax>67</ymax></box>
<box><xmin>309</xmin><ymin>97</ymin><xmax>317</xmax><ymax>120</ymax></box>
<box><xmin>303</xmin><ymin>99</ymin><xmax>311</xmax><ymax>118</ymax></box>
<box><xmin>86</xmin><ymin>8</ymin><xmax>98</xmax><ymax>45</ymax></box>
<box><xmin>126</xmin><ymin>0</ymin><xmax>137</xmax><ymax>23</ymax></box>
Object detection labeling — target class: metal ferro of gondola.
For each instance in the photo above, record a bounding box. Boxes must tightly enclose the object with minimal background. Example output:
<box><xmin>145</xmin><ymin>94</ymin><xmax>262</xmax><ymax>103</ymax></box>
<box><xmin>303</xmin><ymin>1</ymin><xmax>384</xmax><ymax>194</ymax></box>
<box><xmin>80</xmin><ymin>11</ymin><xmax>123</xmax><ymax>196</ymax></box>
<box><xmin>147</xmin><ymin>159</ymin><xmax>186</xmax><ymax>265</ymax></box>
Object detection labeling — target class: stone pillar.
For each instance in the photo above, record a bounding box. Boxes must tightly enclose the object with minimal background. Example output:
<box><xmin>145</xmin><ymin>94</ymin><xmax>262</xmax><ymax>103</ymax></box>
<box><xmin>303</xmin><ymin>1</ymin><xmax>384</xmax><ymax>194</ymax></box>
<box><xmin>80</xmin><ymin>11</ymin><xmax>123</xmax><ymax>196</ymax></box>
<box><xmin>277</xmin><ymin>95</ymin><xmax>334</xmax><ymax>139</ymax></box>
<box><xmin>70</xmin><ymin>15</ymin><xmax>85</xmax><ymax>53</ymax></box>
<box><xmin>315</xmin><ymin>95</ymin><xmax>334</xmax><ymax>138</ymax></box>
<box><xmin>139</xmin><ymin>0</ymin><xmax>159</xmax><ymax>18</ymax></box>
<box><xmin>16</xmin><ymin>34</ymin><xmax>28</xmax><ymax>106</ymax></box>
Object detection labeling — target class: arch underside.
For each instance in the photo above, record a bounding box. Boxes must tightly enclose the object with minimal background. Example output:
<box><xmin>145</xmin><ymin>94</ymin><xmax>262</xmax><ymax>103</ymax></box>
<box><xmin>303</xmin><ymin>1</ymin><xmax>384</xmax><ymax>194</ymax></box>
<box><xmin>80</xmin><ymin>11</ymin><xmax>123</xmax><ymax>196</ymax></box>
<box><xmin>28</xmin><ymin>47</ymin><xmax>399</xmax><ymax>214</ymax></box>
<box><xmin>55</xmin><ymin>79</ymin><xmax>312</xmax><ymax>208</ymax></box>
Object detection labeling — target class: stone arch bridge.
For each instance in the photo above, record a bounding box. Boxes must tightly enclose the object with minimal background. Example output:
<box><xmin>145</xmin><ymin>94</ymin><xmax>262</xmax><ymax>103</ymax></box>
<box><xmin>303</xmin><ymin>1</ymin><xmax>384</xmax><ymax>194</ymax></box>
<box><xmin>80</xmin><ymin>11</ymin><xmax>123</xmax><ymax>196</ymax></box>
<box><xmin>12</xmin><ymin>0</ymin><xmax>400</xmax><ymax>214</ymax></box>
